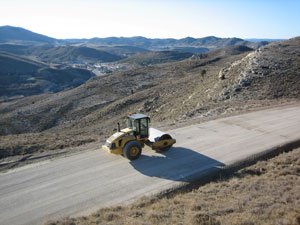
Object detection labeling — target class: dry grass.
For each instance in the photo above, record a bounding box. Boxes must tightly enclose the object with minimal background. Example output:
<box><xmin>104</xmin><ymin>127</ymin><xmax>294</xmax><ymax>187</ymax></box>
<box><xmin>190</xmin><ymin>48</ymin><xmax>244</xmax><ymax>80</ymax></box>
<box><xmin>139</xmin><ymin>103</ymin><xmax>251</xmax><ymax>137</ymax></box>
<box><xmin>47</xmin><ymin>148</ymin><xmax>300</xmax><ymax>225</ymax></box>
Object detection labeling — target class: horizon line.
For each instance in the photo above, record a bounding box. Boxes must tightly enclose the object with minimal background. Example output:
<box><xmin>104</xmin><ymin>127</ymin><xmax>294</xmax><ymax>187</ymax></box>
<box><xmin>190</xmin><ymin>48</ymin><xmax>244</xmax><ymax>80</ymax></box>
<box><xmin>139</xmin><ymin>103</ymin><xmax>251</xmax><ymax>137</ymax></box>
<box><xmin>0</xmin><ymin>25</ymin><xmax>290</xmax><ymax>41</ymax></box>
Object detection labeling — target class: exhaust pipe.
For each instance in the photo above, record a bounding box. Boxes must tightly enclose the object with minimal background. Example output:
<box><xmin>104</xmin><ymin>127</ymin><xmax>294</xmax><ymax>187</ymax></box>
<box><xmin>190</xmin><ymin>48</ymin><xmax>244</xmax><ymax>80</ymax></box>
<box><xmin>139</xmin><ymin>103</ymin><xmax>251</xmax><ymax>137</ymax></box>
<box><xmin>117</xmin><ymin>122</ymin><xmax>120</xmax><ymax>132</ymax></box>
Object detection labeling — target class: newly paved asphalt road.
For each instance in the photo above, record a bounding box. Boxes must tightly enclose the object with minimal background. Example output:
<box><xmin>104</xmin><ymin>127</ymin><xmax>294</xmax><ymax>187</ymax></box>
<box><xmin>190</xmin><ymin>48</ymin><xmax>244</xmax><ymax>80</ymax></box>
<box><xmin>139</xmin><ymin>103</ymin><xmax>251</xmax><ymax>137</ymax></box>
<box><xmin>1</xmin><ymin>104</ymin><xmax>300</xmax><ymax>225</ymax></box>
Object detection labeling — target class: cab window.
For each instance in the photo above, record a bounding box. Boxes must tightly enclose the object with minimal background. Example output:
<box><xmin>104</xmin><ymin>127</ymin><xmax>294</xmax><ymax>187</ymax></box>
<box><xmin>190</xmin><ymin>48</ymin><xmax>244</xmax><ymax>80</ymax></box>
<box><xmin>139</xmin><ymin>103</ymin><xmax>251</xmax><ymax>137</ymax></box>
<box><xmin>139</xmin><ymin>118</ymin><xmax>149</xmax><ymax>137</ymax></box>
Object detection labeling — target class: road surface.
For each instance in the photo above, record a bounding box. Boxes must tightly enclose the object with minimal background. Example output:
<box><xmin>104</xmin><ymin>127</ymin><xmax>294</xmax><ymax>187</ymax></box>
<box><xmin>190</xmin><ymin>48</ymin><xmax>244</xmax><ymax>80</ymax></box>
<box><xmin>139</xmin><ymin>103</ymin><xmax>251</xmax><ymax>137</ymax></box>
<box><xmin>1</xmin><ymin>104</ymin><xmax>300</xmax><ymax>225</ymax></box>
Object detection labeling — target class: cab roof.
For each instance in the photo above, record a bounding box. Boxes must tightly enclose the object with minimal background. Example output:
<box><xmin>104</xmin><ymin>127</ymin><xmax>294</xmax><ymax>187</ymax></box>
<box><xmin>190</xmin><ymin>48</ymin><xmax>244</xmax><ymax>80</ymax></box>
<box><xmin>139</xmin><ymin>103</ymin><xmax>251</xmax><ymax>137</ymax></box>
<box><xmin>128</xmin><ymin>113</ymin><xmax>150</xmax><ymax>120</ymax></box>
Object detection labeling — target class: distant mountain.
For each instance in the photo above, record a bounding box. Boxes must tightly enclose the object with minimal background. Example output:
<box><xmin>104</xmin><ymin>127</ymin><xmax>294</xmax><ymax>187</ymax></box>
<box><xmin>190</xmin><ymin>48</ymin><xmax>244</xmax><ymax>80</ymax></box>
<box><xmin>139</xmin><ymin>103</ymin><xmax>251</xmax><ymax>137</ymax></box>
<box><xmin>245</xmin><ymin>38</ymin><xmax>285</xmax><ymax>43</ymax></box>
<box><xmin>0</xmin><ymin>51</ymin><xmax>94</xmax><ymax>98</ymax></box>
<box><xmin>0</xmin><ymin>26</ymin><xmax>268</xmax><ymax>52</ymax></box>
<box><xmin>0</xmin><ymin>26</ymin><xmax>56</xmax><ymax>44</ymax></box>
<box><xmin>84</xmin><ymin>36</ymin><xmax>263</xmax><ymax>50</ymax></box>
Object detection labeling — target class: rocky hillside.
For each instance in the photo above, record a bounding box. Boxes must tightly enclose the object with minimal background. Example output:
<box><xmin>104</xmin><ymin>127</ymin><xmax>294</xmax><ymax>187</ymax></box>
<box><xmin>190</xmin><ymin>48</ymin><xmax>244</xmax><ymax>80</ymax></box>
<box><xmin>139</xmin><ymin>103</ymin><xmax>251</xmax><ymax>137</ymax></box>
<box><xmin>0</xmin><ymin>38</ymin><xmax>299</xmax><ymax>158</ymax></box>
<box><xmin>214</xmin><ymin>37</ymin><xmax>300</xmax><ymax>101</ymax></box>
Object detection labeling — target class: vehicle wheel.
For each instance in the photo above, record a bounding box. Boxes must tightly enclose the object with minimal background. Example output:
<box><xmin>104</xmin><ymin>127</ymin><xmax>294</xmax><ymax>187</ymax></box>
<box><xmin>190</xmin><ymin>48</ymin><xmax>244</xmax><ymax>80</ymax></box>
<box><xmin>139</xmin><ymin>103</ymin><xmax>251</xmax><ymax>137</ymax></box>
<box><xmin>156</xmin><ymin>134</ymin><xmax>173</xmax><ymax>152</ymax></box>
<box><xmin>123</xmin><ymin>141</ymin><xmax>142</xmax><ymax>160</ymax></box>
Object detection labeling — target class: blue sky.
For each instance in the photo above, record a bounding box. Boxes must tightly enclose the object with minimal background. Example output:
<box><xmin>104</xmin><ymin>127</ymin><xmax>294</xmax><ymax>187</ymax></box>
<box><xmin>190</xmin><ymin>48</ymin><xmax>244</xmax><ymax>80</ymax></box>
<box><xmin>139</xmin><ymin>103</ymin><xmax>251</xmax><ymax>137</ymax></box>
<box><xmin>0</xmin><ymin>0</ymin><xmax>299</xmax><ymax>39</ymax></box>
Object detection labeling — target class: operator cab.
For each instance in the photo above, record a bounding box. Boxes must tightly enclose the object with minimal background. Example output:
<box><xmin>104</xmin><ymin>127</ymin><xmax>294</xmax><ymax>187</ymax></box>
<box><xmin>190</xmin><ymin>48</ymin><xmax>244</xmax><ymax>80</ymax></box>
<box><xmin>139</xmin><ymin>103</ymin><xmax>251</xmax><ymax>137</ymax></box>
<box><xmin>127</xmin><ymin>113</ymin><xmax>150</xmax><ymax>139</ymax></box>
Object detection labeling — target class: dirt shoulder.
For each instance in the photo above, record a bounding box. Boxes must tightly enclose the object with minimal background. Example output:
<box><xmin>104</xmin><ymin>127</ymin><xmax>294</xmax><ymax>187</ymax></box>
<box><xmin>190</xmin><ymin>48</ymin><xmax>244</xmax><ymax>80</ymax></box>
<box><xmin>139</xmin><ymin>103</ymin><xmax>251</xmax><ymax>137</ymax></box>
<box><xmin>0</xmin><ymin>142</ymin><xmax>100</xmax><ymax>172</ymax></box>
<box><xmin>47</xmin><ymin>147</ymin><xmax>300</xmax><ymax>225</ymax></box>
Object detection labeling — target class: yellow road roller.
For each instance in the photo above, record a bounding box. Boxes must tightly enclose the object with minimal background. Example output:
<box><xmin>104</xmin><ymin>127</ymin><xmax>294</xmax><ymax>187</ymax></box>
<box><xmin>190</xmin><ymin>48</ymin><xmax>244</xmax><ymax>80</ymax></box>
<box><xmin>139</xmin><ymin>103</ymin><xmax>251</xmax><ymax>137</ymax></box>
<box><xmin>102</xmin><ymin>113</ymin><xmax>176</xmax><ymax>160</ymax></box>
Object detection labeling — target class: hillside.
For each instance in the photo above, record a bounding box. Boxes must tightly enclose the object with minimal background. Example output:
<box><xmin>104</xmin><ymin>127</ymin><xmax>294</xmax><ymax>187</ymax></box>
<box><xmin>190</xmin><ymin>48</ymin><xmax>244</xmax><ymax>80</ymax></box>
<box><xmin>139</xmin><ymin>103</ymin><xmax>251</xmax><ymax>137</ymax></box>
<box><xmin>0</xmin><ymin>52</ymin><xmax>94</xmax><ymax>98</ymax></box>
<box><xmin>0</xmin><ymin>43</ymin><xmax>34</xmax><ymax>55</ymax></box>
<box><xmin>0</xmin><ymin>44</ymin><xmax>123</xmax><ymax>63</ymax></box>
<box><xmin>0</xmin><ymin>51</ymin><xmax>44</xmax><ymax>74</ymax></box>
<box><xmin>31</xmin><ymin>46</ymin><xmax>124</xmax><ymax>63</ymax></box>
<box><xmin>0</xmin><ymin>38</ymin><xmax>299</xmax><ymax>159</ymax></box>
<box><xmin>213</xmin><ymin>37</ymin><xmax>300</xmax><ymax>101</ymax></box>
<box><xmin>94</xmin><ymin>45</ymin><xmax>149</xmax><ymax>56</ymax></box>
<box><xmin>0</xmin><ymin>26</ymin><xmax>56</xmax><ymax>44</ymax></box>
<box><xmin>121</xmin><ymin>51</ymin><xmax>193</xmax><ymax>65</ymax></box>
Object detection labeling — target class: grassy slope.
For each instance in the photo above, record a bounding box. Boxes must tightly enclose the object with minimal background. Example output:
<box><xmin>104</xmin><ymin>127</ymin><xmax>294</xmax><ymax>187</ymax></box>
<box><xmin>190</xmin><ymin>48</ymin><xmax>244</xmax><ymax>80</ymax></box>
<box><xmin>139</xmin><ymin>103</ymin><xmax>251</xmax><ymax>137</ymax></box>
<box><xmin>47</xmin><ymin>148</ymin><xmax>300</xmax><ymax>225</ymax></box>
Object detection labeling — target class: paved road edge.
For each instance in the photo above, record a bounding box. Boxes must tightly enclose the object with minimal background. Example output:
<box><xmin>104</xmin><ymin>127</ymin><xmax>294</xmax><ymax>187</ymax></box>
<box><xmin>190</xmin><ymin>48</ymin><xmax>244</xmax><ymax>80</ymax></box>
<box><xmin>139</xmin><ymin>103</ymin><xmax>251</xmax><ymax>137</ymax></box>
<box><xmin>150</xmin><ymin>137</ymin><xmax>300</xmax><ymax>199</ymax></box>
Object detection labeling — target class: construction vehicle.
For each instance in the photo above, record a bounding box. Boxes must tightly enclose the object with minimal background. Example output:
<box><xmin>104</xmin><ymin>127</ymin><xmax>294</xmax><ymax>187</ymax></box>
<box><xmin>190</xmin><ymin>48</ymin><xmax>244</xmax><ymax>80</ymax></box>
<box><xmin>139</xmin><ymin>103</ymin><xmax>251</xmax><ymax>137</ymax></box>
<box><xmin>102</xmin><ymin>113</ymin><xmax>176</xmax><ymax>160</ymax></box>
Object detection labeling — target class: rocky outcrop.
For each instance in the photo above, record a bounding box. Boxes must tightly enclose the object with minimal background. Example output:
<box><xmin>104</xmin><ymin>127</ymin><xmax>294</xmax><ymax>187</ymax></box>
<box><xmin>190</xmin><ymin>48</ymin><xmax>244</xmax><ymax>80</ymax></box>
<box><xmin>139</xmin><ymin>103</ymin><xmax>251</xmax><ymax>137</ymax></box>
<box><xmin>217</xmin><ymin>38</ymin><xmax>300</xmax><ymax>100</ymax></box>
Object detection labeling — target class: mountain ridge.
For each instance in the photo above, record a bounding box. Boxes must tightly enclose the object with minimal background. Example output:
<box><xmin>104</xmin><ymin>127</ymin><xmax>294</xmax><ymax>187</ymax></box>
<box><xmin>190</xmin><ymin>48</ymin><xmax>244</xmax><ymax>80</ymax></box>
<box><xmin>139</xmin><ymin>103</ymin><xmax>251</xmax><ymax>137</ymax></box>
<box><xmin>0</xmin><ymin>25</ymin><xmax>266</xmax><ymax>49</ymax></box>
<box><xmin>0</xmin><ymin>25</ymin><xmax>56</xmax><ymax>44</ymax></box>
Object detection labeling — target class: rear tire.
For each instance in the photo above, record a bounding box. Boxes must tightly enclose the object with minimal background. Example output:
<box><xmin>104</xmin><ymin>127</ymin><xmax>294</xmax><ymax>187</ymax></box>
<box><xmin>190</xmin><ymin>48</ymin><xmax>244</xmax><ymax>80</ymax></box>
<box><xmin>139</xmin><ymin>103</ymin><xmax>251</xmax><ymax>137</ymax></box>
<box><xmin>123</xmin><ymin>141</ymin><xmax>142</xmax><ymax>160</ymax></box>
